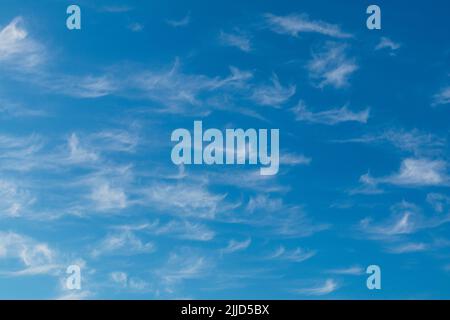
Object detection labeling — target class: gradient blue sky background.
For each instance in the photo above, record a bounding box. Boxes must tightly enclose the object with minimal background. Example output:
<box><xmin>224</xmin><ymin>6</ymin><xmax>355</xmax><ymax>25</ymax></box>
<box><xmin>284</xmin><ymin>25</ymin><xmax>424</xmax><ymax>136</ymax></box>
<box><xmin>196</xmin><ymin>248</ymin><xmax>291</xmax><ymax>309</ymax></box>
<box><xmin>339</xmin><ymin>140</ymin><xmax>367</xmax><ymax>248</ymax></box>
<box><xmin>0</xmin><ymin>0</ymin><xmax>449</xmax><ymax>299</ymax></box>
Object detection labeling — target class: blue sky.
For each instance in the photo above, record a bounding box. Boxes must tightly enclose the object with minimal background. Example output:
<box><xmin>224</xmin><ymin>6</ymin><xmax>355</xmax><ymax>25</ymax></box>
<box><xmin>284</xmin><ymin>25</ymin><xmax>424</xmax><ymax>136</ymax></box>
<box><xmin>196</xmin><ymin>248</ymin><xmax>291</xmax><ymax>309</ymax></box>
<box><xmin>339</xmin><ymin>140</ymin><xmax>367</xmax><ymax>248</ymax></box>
<box><xmin>0</xmin><ymin>0</ymin><xmax>449</xmax><ymax>299</ymax></box>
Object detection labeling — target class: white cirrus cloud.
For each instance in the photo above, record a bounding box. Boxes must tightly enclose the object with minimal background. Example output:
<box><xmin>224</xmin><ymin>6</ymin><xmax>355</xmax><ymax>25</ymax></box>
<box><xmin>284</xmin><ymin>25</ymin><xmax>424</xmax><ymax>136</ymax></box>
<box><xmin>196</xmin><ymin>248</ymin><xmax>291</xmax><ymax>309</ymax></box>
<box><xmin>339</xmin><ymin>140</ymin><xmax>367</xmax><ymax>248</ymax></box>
<box><xmin>219</xmin><ymin>30</ymin><xmax>252</xmax><ymax>52</ymax></box>
<box><xmin>295</xmin><ymin>279</ymin><xmax>338</xmax><ymax>296</ymax></box>
<box><xmin>146</xmin><ymin>219</ymin><xmax>216</xmax><ymax>241</ymax></box>
<box><xmin>426</xmin><ymin>193</ymin><xmax>450</xmax><ymax>213</ymax></box>
<box><xmin>140</xmin><ymin>182</ymin><xmax>229</xmax><ymax>219</ymax></box>
<box><xmin>307</xmin><ymin>42</ymin><xmax>358</xmax><ymax>89</ymax></box>
<box><xmin>375</xmin><ymin>37</ymin><xmax>401</xmax><ymax>52</ymax></box>
<box><xmin>246</xmin><ymin>195</ymin><xmax>284</xmax><ymax>213</ymax></box>
<box><xmin>89</xmin><ymin>183</ymin><xmax>127</xmax><ymax>211</ymax></box>
<box><xmin>0</xmin><ymin>179</ymin><xmax>36</xmax><ymax>217</ymax></box>
<box><xmin>128</xmin><ymin>22</ymin><xmax>144</xmax><ymax>32</ymax></box>
<box><xmin>210</xmin><ymin>169</ymin><xmax>287</xmax><ymax>193</ymax></box>
<box><xmin>264</xmin><ymin>13</ymin><xmax>352</xmax><ymax>38</ymax></box>
<box><xmin>100</xmin><ymin>5</ymin><xmax>133</xmax><ymax>13</ymax></box>
<box><xmin>156</xmin><ymin>249</ymin><xmax>210</xmax><ymax>286</ymax></box>
<box><xmin>53</xmin><ymin>74</ymin><xmax>118</xmax><ymax>98</ymax></box>
<box><xmin>359</xmin><ymin>201</ymin><xmax>450</xmax><ymax>240</ymax></box>
<box><xmin>110</xmin><ymin>271</ymin><xmax>151</xmax><ymax>292</ymax></box>
<box><xmin>0</xmin><ymin>231</ymin><xmax>61</xmax><ymax>276</ymax></box>
<box><xmin>387</xmin><ymin>242</ymin><xmax>428</xmax><ymax>254</ymax></box>
<box><xmin>0</xmin><ymin>97</ymin><xmax>47</xmax><ymax>118</ymax></box>
<box><xmin>0</xmin><ymin>17</ymin><xmax>46</xmax><ymax>70</ymax></box>
<box><xmin>326</xmin><ymin>266</ymin><xmax>364</xmax><ymax>276</ymax></box>
<box><xmin>221</xmin><ymin>238</ymin><xmax>251</xmax><ymax>254</ymax></box>
<box><xmin>250</xmin><ymin>73</ymin><xmax>296</xmax><ymax>107</ymax></box>
<box><xmin>268</xmin><ymin>245</ymin><xmax>316</xmax><ymax>262</ymax></box>
<box><xmin>110</xmin><ymin>271</ymin><xmax>128</xmax><ymax>287</ymax></box>
<box><xmin>333</xmin><ymin>128</ymin><xmax>445</xmax><ymax>157</ymax></box>
<box><xmin>239</xmin><ymin>194</ymin><xmax>329</xmax><ymax>238</ymax></box>
<box><xmin>0</xmin><ymin>133</ymin><xmax>52</xmax><ymax>172</ymax></box>
<box><xmin>432</xmin><ymin>86</ymin><xmax>450</xmax><ymax>106</ymax></box>
<box><xmin>56</xmin><ymin>290</ymin><xmax>93</xmax><ymax>300</ymax></box>
<box><xmin>130</xmin><ymin>59</ymin><xmax>252</xmax><ymax>113</ymax></box>
<box><xmin>280</xmin><ymin>153</ymin><xmax>312</xmax><ymax>166</ymax></box>
<box><xmin>360</xmin><ymin>158</ymin><xmax>449</xmax><ymax>188</ymax></box>
<box><xmin>88</xmin><ymin>128</ymin><xmax>139</xmax><ymax>153</ymax></box>
<box><xmin>292</xmin><ymin>100</ymin><xmax>369</xmax><ymax>125</ymax></box>
<box><xmin>67</xmin><ymin>133</ymin><xmax>99</xmax><ymax>164</ymax></box>
<box><xmin>166</xmin><ymin>13</ymin><xmax>191</xmax><ymax>28</ymax></box>
<box><xmin>91</xmin><ymin>230</ymin><xmax>155</xmax><ymax>257</ymax></box>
